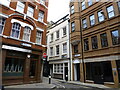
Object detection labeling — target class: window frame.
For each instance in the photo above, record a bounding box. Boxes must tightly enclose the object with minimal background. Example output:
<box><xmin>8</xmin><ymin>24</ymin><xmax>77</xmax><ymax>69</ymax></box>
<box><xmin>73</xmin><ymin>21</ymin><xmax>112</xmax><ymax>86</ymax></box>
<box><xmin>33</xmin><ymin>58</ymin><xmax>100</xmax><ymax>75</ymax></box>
<box><xmin>63</xmin><ymin>26</ymin><xmax>67</xmax><ymax>36</ymax></box>
<box><xmin>56</xmin><ymin>45</ymin><xmax>59</xmax><ymax>55</ymax></box>
<box><xmin>71</xmin><ymin>22</ymin><xmax>75</xmax><ymax>32</ymax></box>
<box><xmin>91</xmin><ymin>36</ymin><xmax>98</xmax><ymax>49</ymax></box>
<box><xmin>0</xmin><ymin>17</ymin><xmax>6</xmax><ymax>35</ymax></box>
<box><xmin>63</xmin><ymin>42</ymin><xmax>67</xmax><ymax>53</ymax></box>
<box><xmin>97</xmin><ymin>10</ymin><xmax>105</xmax><ymax>22</ymax></box>
<box><xmin>82</xmin><ymin>18</ymin><xmax>87</xmax><ymax>29</ymax></box>
<box><xmin>88</xmin><ymin>0</ymin><xmax>93</xmax><ymax>6</ymax></box>
<box><xmin>70</xmin><ymin>5</ymin><xmax>74</xmax><ymax>14</ymax></box>
<box><xmin>38</xmin><ymin>10</ymin><xmax>44</xmax><ymax>22</ymax></box>
<box><xmin>107</xmin><ymin>5</ymin><xmax>115</xmax><ymax>18</ymax></box>
<box><xmin>82</xmin><ymin>1</ymin><xmax>86</xmax><ymax>10</ymax></box>
<box><xmin>84</xmin><ymin>38</ymin><xmax>89</xmax><ymax>51</ymax></box>
<box><xmin>27</xmin><ymin>5</ymin><xmax>34</xmax><ymax>17</ymax></box>
<box><xmin>23</xmin><ymin>26</ymin><xmax>31</xmax><ymax>41</ymax></box>
<box><xmin>11</xmin><ymin>22</ymin><xmax>21</xmax><ymax>39</ymax></box>
<box><xmin>16</xmin><ymin>1</ymin><xmax>25</xmax><ymax>13</ymax></box>
<box><xmin>50</xmin><ymin>47</ymin><xmax>53</xmax><ymax>56</ymax></box>
<box><xmin>36</xmin><ymin>31</ymin><xmax>42</xmax><ymax>44</ymax></box>
<box><xmin>56</xmin><ymin>30</ymin><xmax>59</xmax><ymax>39</ymax></box>
<box><xmin>100</xmin><ymin>33</ymin><xmax>108</xmax><ymax>48</ymax></box>
<box><xmin>89</xmin><ymin>14</ymin><xmax>95</xmax><ymax>26</ymax></box>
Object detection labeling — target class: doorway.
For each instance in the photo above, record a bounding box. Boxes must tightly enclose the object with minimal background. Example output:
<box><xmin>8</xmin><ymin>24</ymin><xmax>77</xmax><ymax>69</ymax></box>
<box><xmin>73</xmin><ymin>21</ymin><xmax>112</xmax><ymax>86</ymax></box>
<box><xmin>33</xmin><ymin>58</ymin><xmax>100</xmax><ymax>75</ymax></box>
<box><xmin>116</xmin><ymin>60</ymin><xmax>120</xmax><ymax>83</ymax></box>
<box><xmin>74</xmin><ymin>64</ymin><xmax>80</xmax><ymax>81</ymax></box>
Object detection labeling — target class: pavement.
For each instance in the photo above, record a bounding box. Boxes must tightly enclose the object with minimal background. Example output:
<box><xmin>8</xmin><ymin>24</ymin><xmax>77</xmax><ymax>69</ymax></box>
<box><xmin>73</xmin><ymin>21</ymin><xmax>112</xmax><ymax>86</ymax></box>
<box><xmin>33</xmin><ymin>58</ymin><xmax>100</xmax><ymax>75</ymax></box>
<box><xmin>4</xmin><ymin>77</ymin><xmax>112</xmax><ymax>89</ymax></box>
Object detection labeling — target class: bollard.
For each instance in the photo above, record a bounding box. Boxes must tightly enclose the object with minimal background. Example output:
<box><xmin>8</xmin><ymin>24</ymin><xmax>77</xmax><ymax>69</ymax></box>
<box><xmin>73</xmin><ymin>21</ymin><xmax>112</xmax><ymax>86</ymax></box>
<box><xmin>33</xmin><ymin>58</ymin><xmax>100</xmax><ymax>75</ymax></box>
<box><xmin>49</xmin><ymin>75</ymin><xmax>51</xmax><ymax>84</ymax></box>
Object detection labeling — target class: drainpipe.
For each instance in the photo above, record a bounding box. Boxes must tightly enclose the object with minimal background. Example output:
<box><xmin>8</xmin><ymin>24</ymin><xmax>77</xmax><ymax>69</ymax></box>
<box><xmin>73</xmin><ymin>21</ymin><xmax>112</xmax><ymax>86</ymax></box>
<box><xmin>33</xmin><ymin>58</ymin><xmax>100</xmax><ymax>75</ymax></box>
<box><xmin>78</xmin><ymin>0</ymin><xmax>85</xmax><ymax>83</ymax></box>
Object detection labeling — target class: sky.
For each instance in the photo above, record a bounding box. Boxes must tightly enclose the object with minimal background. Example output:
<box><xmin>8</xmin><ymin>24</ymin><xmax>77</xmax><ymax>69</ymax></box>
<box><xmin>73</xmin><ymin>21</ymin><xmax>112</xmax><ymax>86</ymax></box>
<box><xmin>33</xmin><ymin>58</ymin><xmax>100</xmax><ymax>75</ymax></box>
<box><xmin>47</xmin><ymin>0</ymin><xmax>70</xmax><ymax>22</ymax></box>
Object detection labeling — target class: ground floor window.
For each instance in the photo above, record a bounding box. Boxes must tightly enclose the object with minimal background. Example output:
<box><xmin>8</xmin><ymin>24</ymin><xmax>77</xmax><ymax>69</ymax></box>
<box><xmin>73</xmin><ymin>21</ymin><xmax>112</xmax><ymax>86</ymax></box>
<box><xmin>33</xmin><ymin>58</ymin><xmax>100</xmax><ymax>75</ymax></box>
<box><xmin>116</xmin><ymin>60</ymin><xmax>120</xmax><ymax>83</ymax></box>
<box><xmin>54</xmin><ymin>64</ymin><xmax>63</xmax><ymax>74</ymax></box>
<box><xmin>86</xmin><ymin>63</ymin><xmax>93</xmax><ymax>80</ymax></box>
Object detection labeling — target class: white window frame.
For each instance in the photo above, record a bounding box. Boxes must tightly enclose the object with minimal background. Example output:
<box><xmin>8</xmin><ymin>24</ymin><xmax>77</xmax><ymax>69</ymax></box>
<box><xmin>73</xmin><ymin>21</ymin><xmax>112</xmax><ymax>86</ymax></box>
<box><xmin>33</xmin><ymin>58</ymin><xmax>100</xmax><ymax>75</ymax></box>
<box><xmin>90</xmin><ymin>14</ymin><xmax>95</xmax><ymax>26</ymax></box>
<box><xmin>23</xmin><ymin>26</ymin><xmax>31</xmax><ymax>41</ymax></box>
<box><xmin>11</xmin><ymin>22</ymin><xmax>21</xmax><ymax>39</ymax></box>
<box><xmin>16</xmin><ymin>1</ymin><xmax>25</xmax><ymax>13</ymax></box>
<box><xmin>38</xmin><ymin>11</ymin><xmax>44</xmax><ymax>22</ymax></box>
<box><xmin>107</xmin><ymin>5</ymin><xmax>115</xmax><ymax>18</ymax></box>
<box><xmin>0</xmin><ymin>17</ymin><xmax>6</xmax><ymax>35</ymax></box>
<box><xmin>63</xmin><ymin>42</ymin><xmax>67</xmax><ymax>53</ymax></box>
<box><xmin>27</xmin><ymin>6</ymin><xmax>34</xmax><ymax>17</ymax></box>
<box><xmin>70</xmin><ymin>5</ymin><xmax>74</xmax><ymax>14</ymax></box>
<box><xmin>98</xmin><ymin>10</ymin><xmax>105</xmax><ymax>22</ymax></box>
<box><xmin>36</xmin><ymin>31</ymin><xmax>42</xmax><ymax>44</ymax></box>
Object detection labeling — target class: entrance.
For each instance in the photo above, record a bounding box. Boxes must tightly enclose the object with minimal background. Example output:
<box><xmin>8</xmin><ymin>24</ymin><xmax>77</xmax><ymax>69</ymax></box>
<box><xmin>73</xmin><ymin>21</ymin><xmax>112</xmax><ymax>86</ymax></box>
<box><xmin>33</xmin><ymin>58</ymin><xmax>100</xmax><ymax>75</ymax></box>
<box><xmin>92</xmin><ymin>62</ymin><xmax>104</xmax><ymax>84</ymax></box>
<box><xmin>74</xmin><ymin>64</ymin><xmax>80</xmax><ymax>81</ymax></box>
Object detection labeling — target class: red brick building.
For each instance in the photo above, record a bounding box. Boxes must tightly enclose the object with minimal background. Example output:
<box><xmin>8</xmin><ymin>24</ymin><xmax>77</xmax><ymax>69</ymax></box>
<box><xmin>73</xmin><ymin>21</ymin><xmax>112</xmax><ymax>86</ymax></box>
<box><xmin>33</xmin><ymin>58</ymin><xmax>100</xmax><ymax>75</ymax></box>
<box><xmin>0</xmin><ymin>0</ymin><xmax>48</xmax><ymax>85</ymax></box>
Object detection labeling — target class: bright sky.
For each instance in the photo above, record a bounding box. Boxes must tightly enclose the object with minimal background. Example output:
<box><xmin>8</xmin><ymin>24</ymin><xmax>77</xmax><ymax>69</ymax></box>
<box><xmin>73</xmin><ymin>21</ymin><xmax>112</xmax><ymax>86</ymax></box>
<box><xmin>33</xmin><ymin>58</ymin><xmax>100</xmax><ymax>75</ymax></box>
<box><xmin>47</xmin><ymin>0</ymin><xmax>70</xmax><ymax>22</ymax></box>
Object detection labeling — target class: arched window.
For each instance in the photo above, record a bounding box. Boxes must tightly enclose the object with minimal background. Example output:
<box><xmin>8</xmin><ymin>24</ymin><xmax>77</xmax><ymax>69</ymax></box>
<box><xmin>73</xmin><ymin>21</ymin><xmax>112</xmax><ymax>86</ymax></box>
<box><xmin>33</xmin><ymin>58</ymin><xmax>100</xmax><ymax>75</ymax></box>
<box><xmin>11</xmin><ymin>22</ymin><xmax>21</xmax><ymax>38</ymax></box>
<box><xmin>23</xmin><ymin>26</ymin><xmax>31</xmax><ymax>41</ymax></box>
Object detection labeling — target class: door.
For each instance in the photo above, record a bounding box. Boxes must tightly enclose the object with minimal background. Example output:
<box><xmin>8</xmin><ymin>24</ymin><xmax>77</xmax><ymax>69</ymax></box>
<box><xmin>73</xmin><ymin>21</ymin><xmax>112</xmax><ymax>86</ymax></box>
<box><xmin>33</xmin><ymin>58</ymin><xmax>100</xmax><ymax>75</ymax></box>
<box><xmin>92</xmin><ymin>62</ymin><xmax>104</xmax><ymax>84</ymax></box>
<box><xmin>74</xmin><ymin>64</ymin><xmax>80</xmax><ymax>81</ymax></box>
<box><xmin>65</xmin><ymin>67</ymin><xmax>68</xmax><ymax>81</ymax></box>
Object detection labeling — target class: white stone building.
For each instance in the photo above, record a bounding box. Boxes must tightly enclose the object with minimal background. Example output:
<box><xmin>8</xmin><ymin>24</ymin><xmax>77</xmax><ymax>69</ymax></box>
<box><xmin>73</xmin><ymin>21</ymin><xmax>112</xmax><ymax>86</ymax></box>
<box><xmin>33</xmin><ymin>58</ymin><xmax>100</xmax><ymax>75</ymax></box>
<box><xmin>47</xmin><ymin>14</ymin><xmax>71</xmax><ymax>80</ymax></box>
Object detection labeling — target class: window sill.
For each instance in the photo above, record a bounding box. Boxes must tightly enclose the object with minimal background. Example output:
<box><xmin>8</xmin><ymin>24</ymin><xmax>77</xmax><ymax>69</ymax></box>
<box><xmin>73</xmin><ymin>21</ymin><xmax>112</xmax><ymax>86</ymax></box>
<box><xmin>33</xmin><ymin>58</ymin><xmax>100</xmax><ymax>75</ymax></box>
<box><xmin>55</xmin><ymin>55</ymin><xmax>59</xmax><ymax>57</ymax></box>
<box><xmin>62</xmin><ymin>35</ymin><xmax>67</xmax><ymax>38</ymax></box>
<box><xmin>55</xmin><ymin>38</ymin><xmax>59</xmax><ymax>41</ymax></box>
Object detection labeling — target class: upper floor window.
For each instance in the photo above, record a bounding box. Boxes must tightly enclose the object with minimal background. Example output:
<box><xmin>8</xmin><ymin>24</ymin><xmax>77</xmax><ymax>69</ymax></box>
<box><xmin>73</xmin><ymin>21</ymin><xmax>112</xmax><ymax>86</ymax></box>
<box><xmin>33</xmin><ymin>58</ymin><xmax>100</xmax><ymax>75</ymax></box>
<box><xmin>50</xmin><ymin>47</ymin><xmax>53</xmax><ymax>56</ymax></box>
<box><xmin>71</xmin><ymin>22</ymin><xmax>75</xmax><ymax>32</ymax></box>
<box><xmin>84</xmin><ymin>38</ymin><xmax>89</xmax><ymax>51</ymax></box>
<box><xmin>56</xmin><ymin>45</ymin><xmax>59</xmax><ymax>55</ymax></box>
<box><xmin>27</xmin><ymin>6</ymin><xmax>34</xmax><ymax>17</ymax></box>
<box><xmin>90</xmin><ymin>14</ymin><xmax>95</xmax><ymax>26</ymax></box>
<box><xmin>111</xmin><ymin>30</ymin><xmax>120</xmax><ymax>45</ymax></box>
<box><xmin>88</xmin><ymin>0</ymin><xmax>92</xmax><ymax>6</ymax></box>
<box><xmin>0</xmin><ymin>0</ymin><xmax>10</xmax><ymax>7</ymax></box>
<box><xmin>11</xmin><ymin>22</ymin><xmax>21</xmax><ymax>38</ymax></box>
<box><xmin>16</xmin><ymin>1</ymin><xmax>25</xmax><ymax>13</ymax></box>
<box><xmin>82</xmin><ymin>1</ymin><xmax>86</xmax><ymax>10</ymax></box>
<box><xmin>56</xmin><ymin>30</ymin><xmax>59</xmax><ymax>39</ymax></box>
<box><xmin>50</xmin><ymin>33</ymin><xmax>53</xmax><ymax>42</ymax></box>
<box><xmin>38</xmin><ymin>11</ymin><xmax>44</xmax><ymax>22</ymax></box>
<box><xmin>40</xmin><ymin>0</ymin><xmax>45</xmax><ymax>5</ymax></box>
<box><xmin>63</xmin><ymin>26</ymin><xmax>67</xmax><ymax>36</ymax></box>
<box><xmin>91</xmin><ymin>36</ymin><xmax>98</xmax><ymax>49</ymax></box>
<box><xmin>70</xmin><ymin>5</ymin><xmax>74</xmax><ymax>14</ymax></box>
<box><xmin>107</xmin><ymin>5</ymin><xmax>115</xmax><ymax>18</ymax></box>
<box><xmin>0</xmin><ymin>18</ymin><xmax>6</xmax><ymax>34</ymax></box>
<box><xmin>100</xmin><ymin>33</ymin><xmax>108</xmax><ymax>47</ymax></box>
<box><xmin>36</xmin><ymin>31</ymin><xmax>42</xmax><ymax>44</ymax></box>
<box><xmin>74</xmin><ymin>45</ymin><xmax>78</xmax><ymax>53</ymax></box>
<box><xmin>82</xmin><ymin>18</ymin><xmax>87</xmax><ymax>28</ymax></box>
<box><xmin>63</xmin><ymin>43</ymin><xmax>67</xmax><ymax>53</ymax></box>
<box><xmin>96</xmin><ymin>0</ymin><xmax>100</xmax><ymax>2</ymax></box>
<box><xmin>118</xmin><ymin>1</ymin><xmax>120</xmax><ymax>12</ymax></box>
<box><xmin>23</xmin><ymin>26</ymin><xmax>31</xmax><ymax>41</ymax></box>
<box><xmin>98</xmin><ymin>10</ymin><xmax>105</xmax><ymax>22</ymax></box>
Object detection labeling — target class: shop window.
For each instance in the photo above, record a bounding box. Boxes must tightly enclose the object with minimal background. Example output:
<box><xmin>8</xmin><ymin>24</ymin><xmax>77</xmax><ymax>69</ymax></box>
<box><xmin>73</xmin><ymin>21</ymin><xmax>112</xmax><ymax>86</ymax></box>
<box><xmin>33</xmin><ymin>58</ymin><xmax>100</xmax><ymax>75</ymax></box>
<box><xmin>91</xmin><ymin>36</ymin><xmax>98</xmax><ymax>49</ymax></box>
<box><xmin>111</xmin><ymin>30</ymin><xmax>120</xmax><ymax>45</ymax></box>
<box><xmin>103</xmin><ymin>61</ymin><xmax>113</xmax><ymax>82</ymax></box>
<box><xmin>116</xmin><ymin>60</ymin><xmax>120</xmax><ymax>83</ymax></box>
<box><xmin>86</xmin><ymin>63</ymin><xmax>93</xmax><ymax>80</ymax></box>
<box><xmin>100</xmin><ymin>33</ymin><xmax>108</xmax><ymax>47</ymax></box>
<box><xmin>11</xmin><ymin>22</ymin><xmax>21</xmax><ymax>38</ymax></box>
<box><xmin>0</xmin><ymin>17</ymin><xmax>6</xmax><ymax>34</ymax></box>
<box><xmin>4</xmin><ymin>58</ymin><xmax>24</xmax><ymax>73</ymax></box>
<box><xmin>23</xmin><ymin>26</ymin><xmax>31</xmax><ymax>41</ymax></box>
<box><xmin>74</xmin><ymin>45</ymin><xmax>78</xmax><ymax>53</ymax></box>
<box><xmin>107</xmin><ymin>5</ymin><xmax>115</xmax><ymax>18</ymax></box>
<box><xmin>54</xmin><ymin>64</ymin><xmax>63</xmax><ymax>74</ymax></box>
<box><xmin>84</xmin><ymin>38</ymin><xmax>89</xmax><ymax>51</ymax></box>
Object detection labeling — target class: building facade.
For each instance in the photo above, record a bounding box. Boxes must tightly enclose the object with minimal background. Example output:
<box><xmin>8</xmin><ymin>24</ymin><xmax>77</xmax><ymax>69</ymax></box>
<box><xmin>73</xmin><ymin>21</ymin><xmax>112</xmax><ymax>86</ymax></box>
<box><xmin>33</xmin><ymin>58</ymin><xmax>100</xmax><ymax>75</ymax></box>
<box><xmin>47</xmin><ymin>14</ymin><xmax>71</xmax><ymax>81</ymax></box>
<box><xmin>70</xmin><ymin>0</ymin><xmax>120</xmax><ymax>88</ymax></box>
<box><xmin>0</xmin><ymin>0</ymin><xmax>48</xmax><ymax>85</ymax></box>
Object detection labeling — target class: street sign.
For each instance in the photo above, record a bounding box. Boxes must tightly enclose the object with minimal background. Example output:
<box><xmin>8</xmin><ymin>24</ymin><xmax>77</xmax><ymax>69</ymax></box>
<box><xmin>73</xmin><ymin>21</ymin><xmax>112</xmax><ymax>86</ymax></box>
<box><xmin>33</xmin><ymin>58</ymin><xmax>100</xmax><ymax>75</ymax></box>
<box><xmin>43</xmin><ymin>52</ymin><xmax>47</xmax><ymax>58</ymax></box>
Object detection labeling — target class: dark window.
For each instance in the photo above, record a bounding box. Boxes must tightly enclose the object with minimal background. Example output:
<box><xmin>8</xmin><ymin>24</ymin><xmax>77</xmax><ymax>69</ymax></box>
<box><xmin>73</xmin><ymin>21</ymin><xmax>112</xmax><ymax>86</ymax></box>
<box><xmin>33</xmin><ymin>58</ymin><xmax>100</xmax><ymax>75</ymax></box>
<box><xmin>91</xmin><ymin>36</ymin><xmax>98</xmax><ymax>49</ymax></box>
<box><xmin>100</xmin><ymin>33</ymin><xmax>108</xmax><ymax>47</ymax></box>
<box><xmin>56</xmin><ymin>45</ymin><xmax>59</xmax><ymax>55</ymax></box>
<box><xmin>111</xmin><ymin>30</ymin><xmax>120</xmax><ymax>45</ymax></box>
<box><xmin>74</xmin><ymin>45</ymin><xmax>78</xmax><ymax>53</ymax></box>
<box><xmin>86</xmin><ymin>63</ymin><xmax>93</xmax><ymax>80</ymax></box>
<box><xmin>84</xmin><ymin>38</ymin><xmax>89</xmax><ymax>51</ymax></box>
<box><xmin>103</xmin><ymin>61</ymin><xmax>113</xmax><ymax>82</ymax></box>
<box><xmin>56</xmin><ymin>30</ymin><xmax>59</xmax><ymax>39</ymax></box>
<box><xmin>0</xmin><ymin>17</ymin><xmax>5</xmax><ymax>34</ymax></box>
<box><xmin>118</xmin><ymin>1</ymin><xmax>120</xmax><ymax>12</ymax></box>
<box><xmin>29</xmin><ymin>60</ymin><xmax>36</xmax><ymax>77</ymax></box>
<box><xmin>63</xmin><ymin>26</ymin><xmax>67</xmax><ymax>36</ymax></box>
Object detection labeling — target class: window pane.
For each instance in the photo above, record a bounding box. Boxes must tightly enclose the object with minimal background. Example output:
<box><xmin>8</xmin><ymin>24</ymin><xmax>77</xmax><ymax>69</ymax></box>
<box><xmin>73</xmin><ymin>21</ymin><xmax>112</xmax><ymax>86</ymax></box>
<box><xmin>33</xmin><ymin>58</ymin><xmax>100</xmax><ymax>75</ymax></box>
<box><xmin>98</xmin><ymin>11</ymin><xmax>104</xmax><ymax>22</ymax></box>
<box><xmin>71</xmin><ymin>5</ymin><xmax>74</xmax><ymax>14</ymax></box>
<box><xmin>100</xmin><ymin>33</ymin><xmax>108</xmax><ymax>47</ymax></box>
<box><xmin>23</xmin><ymin>26</ymin><xmax>31</xmax><ymax>41</ymax></box>
<box><xmin>91</xmin><ymin>36</ymin><xmax>98</xmax><ymax>49</ymax></box>
<box><xmin>90</xmin><ymin>15</ymin><xmax>95</xmax><ymax>26</ymax></box>
<box><xmin>38</xmin><ymin>11</ymin><xmax>44</xmax><ymax>22</ymax></box>
<box><xmin>0</xmin><ymin>18</ymin><xmax>5</xmax><ymax>34</ymax></box>
<box><xmin>71</xmin><ymin>22</ymin><xmax>75</xmax><ymax>32</ymax></box>
<box><xmin>36</xmin><ymin>31</ymin><xmax>42</xmax><ymax>44</ymax></box>
<box><xmin>107</xmin><ymin>6</ymin><xmax>115</xmax><ymax>18</ymax></box>
<box><xmin>27</xmin><ymin>6</ymin><xmax>34</xmax><ymax>17</ymax></box>
<box><xmin>16</xmin><ymin>1</ymin><xmax>25</xmax><ymax>13</ymax></box>
<box><xmin>84</xmin><ymin>38</ymin><xmax>89</xmax><ymax>51</ymax></box>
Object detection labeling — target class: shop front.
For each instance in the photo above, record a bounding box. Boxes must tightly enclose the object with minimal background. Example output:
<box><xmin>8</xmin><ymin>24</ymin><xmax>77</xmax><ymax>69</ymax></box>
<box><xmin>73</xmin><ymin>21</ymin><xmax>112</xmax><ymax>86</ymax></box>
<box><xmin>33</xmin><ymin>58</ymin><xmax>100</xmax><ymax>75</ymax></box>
<box><xmin>2</xmin><ymin>45</ymin><xmax>42</xmax><ymax>85</ymax></box>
